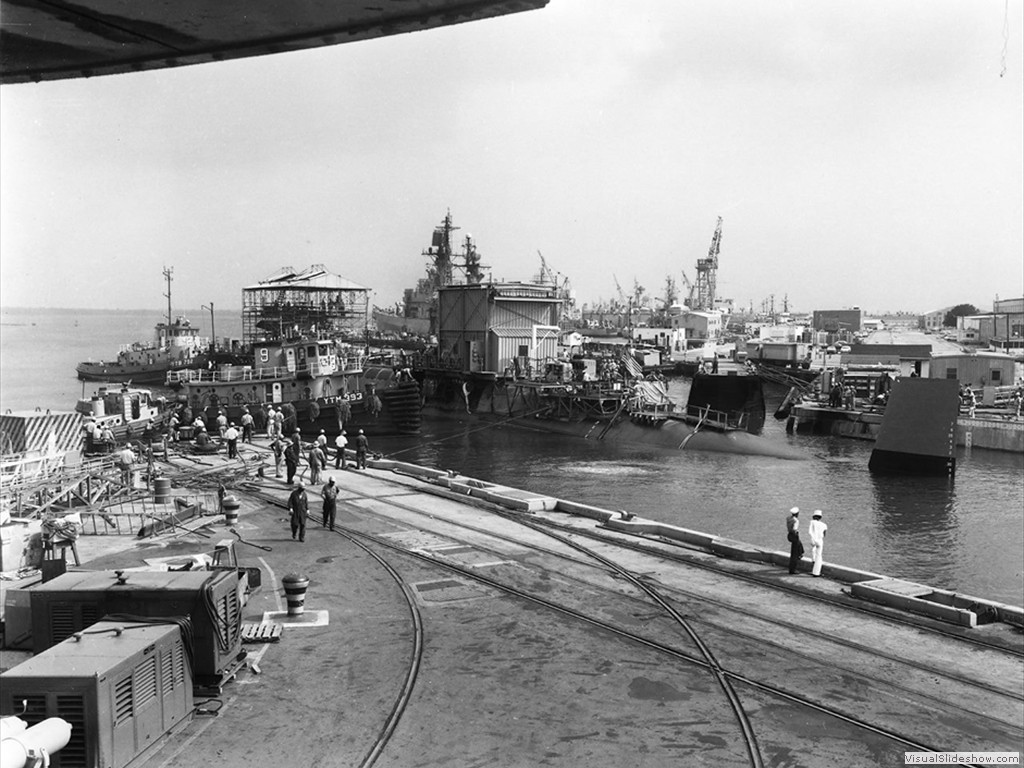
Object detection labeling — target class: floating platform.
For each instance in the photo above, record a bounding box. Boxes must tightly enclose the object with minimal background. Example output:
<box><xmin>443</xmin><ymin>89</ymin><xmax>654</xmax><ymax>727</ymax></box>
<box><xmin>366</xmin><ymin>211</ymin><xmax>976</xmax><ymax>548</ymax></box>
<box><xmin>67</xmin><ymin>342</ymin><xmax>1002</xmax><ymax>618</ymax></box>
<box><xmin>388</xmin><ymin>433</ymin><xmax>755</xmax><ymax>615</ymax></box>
<box><xmin>789</xmin><ymin>403</ymin><xmax>1024</xmax><ymax>452</ymax></box>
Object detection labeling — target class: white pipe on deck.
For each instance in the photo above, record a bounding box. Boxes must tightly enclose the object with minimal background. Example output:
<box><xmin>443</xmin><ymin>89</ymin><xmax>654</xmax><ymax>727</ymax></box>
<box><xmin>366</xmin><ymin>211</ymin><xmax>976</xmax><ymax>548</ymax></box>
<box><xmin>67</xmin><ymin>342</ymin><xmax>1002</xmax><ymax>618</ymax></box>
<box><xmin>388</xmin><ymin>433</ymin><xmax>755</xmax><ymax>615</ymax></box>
<box><xmin>0</xmin><ymin>716</ymin><xmax>71</xmax><ymax>768</ymax></box>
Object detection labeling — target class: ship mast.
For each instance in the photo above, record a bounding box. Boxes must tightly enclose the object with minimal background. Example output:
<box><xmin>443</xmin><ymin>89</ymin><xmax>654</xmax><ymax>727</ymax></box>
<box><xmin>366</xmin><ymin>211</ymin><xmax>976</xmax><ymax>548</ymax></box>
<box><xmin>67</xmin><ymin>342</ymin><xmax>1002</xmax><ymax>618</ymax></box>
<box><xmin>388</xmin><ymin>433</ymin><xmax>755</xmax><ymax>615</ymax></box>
<box><xmin>423</xmin><ymin>211</ymin><xmax>459</xmax><ymax>335</ymax></box>
<box><xmin>163</xmin><ymin>266</ymin><xmax>173</xmax><ymax>327</ymax></box>
<box><xmin>424</xmin><ymin>210</ymin><xmax>458</xmax><ymax>293</ymax></box>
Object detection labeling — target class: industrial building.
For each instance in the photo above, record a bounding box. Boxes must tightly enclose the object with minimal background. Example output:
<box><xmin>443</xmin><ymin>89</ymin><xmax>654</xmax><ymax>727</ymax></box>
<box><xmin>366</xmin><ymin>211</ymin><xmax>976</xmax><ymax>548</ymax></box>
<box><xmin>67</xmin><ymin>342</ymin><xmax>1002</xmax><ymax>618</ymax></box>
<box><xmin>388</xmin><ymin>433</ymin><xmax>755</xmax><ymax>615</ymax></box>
<box><xmin>436</xmin><ymin>283</ymin><xmax>561</xmax><ymax>375</ymax></box>
<box><xmin>811</xmin><ymin>308</ymin><xmax>863</xmax><ymax>336</ymax></box>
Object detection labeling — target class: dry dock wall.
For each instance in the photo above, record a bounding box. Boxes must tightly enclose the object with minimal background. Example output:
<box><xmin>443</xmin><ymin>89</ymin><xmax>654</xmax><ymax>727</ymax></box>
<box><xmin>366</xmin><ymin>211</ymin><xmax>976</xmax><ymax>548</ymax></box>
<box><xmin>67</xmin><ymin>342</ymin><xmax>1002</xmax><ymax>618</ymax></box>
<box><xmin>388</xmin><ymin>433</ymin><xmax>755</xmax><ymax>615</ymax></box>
<box><xmin>369</xmin><ymin>456</ymin><xmax>1023</xmax><ymax>630</ymax></box>
<box><xmin>957</xmin><ymin>418</ymin><xmax>1024</xmax><ymax>452</ymax></box>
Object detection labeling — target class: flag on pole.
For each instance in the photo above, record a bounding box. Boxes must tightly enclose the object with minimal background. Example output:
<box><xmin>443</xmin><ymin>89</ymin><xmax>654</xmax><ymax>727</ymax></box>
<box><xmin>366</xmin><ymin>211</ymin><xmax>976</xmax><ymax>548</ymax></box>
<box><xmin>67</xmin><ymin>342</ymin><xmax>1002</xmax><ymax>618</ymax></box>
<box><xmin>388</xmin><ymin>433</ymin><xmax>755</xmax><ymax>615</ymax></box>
<box><xmin>620</xmin><ymin>351</ymin><xmax>643</xmax><ymax>378</ymax></box>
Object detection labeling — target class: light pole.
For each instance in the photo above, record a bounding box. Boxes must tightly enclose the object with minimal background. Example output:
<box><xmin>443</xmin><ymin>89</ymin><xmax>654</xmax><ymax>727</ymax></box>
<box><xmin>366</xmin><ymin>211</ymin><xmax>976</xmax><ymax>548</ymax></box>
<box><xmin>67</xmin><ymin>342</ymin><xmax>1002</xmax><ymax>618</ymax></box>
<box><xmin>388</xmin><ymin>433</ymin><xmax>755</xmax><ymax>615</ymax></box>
<box><xmin>202</xmin><ymin>303</ymin><xmax>216</xmax><ymax>354</ymax></box>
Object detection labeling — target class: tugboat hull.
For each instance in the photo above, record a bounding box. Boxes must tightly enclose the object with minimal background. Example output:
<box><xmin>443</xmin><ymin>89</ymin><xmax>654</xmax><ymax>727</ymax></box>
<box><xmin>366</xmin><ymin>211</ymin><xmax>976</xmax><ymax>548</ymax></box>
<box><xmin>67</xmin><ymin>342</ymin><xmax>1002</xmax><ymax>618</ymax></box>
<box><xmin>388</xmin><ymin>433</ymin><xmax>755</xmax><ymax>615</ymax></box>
<box><xmin>77</xmin><ymin>361</ymin><xmax>173</xmax><ymax>385</ymax></box>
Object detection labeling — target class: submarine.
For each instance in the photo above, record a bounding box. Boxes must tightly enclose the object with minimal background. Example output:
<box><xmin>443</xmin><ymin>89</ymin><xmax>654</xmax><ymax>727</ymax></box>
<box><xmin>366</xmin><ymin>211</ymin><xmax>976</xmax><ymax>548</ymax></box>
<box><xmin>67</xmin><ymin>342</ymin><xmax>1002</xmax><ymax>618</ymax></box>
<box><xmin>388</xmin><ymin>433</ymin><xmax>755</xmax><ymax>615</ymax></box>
<box><xmin>420</xmin><ymin>367</ymin><xmax>807</xmax><ymax>461</ymax></box>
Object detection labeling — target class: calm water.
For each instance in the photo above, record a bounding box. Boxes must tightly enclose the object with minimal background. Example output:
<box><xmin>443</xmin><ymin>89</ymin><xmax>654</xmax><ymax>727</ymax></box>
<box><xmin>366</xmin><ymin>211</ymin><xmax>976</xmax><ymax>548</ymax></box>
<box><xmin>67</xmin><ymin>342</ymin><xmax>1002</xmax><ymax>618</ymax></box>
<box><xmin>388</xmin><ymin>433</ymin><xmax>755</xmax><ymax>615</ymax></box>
<box><xmin>2</xmin><ymin>308</ymin><xmax>1022</xmax><ymax>605</ymax></box>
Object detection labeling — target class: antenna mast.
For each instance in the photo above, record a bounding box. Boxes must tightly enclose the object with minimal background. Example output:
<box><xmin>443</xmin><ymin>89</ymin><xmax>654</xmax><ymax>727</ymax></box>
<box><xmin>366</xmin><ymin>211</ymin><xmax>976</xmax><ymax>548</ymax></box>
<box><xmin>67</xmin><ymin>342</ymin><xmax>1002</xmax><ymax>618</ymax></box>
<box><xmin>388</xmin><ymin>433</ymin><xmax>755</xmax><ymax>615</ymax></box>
<box><xmin>163</xmin><ymin>266</ymin><xmax>173</xmax><ymax>326</ymax></box>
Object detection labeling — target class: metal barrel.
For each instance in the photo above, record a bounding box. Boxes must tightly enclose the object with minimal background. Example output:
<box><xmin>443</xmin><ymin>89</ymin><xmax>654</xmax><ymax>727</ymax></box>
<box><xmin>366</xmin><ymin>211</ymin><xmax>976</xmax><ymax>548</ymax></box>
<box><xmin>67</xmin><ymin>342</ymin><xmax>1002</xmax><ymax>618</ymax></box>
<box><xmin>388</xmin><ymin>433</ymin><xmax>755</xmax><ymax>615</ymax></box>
<box><xmin>282</xmin><ymin>573</ymin><xmax>310</xmax><ymax>616</ymax></box>
<box><xmin>153</xmin><ymin>477</ymin><xmax>172</xmax><ymax>504</ymax></box>
<box><xmin>222</xmin><ymin>495</ymin><xmax>241</xmax><ymax>525</ymax></box>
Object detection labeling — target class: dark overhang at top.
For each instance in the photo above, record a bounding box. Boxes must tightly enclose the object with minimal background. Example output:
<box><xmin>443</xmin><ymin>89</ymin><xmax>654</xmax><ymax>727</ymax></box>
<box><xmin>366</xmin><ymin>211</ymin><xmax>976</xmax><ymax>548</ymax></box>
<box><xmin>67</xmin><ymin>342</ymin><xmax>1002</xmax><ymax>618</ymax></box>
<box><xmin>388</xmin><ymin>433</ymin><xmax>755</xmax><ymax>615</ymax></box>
<box><xmin>0</xmin><ymin>0</ymin><xmax>548</xmax><ymax>85</ymax></box>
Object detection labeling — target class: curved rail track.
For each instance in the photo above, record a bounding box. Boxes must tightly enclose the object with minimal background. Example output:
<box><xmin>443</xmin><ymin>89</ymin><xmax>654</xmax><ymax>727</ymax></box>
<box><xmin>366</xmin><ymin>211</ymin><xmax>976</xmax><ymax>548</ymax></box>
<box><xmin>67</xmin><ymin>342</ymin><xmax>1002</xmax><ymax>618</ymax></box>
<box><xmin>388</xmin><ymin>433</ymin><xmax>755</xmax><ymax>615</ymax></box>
<box><xmin>281</xmin><ymin>475</ymin><xmax>1022</xmax><ymax>711</ymax></box>
<box><xmin>333</xmin><ymin>529</ymin><xmax>425</xmax><ymax>768</ymax></box>
<box><xmin>242</xmin><ymin>481</ymin><xmax>1015</xmax><ymax>768</ymax></box>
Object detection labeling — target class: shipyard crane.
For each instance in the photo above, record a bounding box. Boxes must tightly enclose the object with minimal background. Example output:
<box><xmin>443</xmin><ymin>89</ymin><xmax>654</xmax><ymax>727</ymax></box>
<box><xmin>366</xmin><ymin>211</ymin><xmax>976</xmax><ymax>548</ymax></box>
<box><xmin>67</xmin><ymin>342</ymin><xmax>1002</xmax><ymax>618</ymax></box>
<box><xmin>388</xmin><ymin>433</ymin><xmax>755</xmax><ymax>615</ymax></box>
<box><xmin>695</xmin><ymin>216</ymin><xmax>722</xmax><ymax>312</ymax></box>
<box><xmin>612</xmin><ymin>274</ymin><xmax>627</xmax><ymax>309</ymax></box>
<box><xmin>680</xmin><ymin>269</ymin><xmax>696</xmax><ymax>308</ymax></box>
<box><xmin>536</xmin><ymin>250</ymin><xmax>576</xmax><ymax>323</ymax></box>
<box><xmin>536</xmin><ymin>250</ymin><xmax>557</xmax><ymax>285</ymax></box>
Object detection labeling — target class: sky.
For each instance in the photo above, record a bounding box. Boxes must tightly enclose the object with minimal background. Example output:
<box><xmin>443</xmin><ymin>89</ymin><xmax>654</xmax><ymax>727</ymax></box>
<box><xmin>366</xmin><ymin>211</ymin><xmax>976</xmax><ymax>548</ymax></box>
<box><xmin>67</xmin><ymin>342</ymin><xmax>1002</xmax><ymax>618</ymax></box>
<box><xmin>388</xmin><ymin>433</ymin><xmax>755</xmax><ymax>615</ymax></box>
<box><xmin>1</xmin><ymin>0</ymin><xmax>1022</xmax><ymax>317</ymax></box>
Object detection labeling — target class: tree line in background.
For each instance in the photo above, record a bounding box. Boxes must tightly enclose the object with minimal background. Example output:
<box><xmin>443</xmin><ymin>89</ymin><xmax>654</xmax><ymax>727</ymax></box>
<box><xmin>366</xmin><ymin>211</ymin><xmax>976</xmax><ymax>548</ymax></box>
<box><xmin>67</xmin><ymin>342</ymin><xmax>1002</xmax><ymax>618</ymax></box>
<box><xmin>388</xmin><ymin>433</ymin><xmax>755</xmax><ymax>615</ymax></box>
<box><xmin>943</xmin><ymin>304</ymin><xmax>980</xmax><ymax>327</ymax></box>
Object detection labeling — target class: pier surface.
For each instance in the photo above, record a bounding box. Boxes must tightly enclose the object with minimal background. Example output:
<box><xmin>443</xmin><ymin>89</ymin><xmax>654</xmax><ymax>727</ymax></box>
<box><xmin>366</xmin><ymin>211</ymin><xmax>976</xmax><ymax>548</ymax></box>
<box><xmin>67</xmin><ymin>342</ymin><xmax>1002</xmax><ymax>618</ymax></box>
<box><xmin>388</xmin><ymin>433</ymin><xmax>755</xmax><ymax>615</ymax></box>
<box><xmin>2</xmin><ymin>441</ymin><xmax>1022</xmax><ymax>767</ymax></box>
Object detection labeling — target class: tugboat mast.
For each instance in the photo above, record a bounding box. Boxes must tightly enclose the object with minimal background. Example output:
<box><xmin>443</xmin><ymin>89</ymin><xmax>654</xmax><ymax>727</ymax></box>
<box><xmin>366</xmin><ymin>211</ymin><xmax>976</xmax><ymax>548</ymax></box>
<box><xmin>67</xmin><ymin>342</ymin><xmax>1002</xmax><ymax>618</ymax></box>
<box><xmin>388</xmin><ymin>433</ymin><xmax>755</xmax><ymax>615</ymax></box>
<box><xmin>162</xmin><ymin>266</ymin><xmax>174</xmax><ymax>328</ymax></box>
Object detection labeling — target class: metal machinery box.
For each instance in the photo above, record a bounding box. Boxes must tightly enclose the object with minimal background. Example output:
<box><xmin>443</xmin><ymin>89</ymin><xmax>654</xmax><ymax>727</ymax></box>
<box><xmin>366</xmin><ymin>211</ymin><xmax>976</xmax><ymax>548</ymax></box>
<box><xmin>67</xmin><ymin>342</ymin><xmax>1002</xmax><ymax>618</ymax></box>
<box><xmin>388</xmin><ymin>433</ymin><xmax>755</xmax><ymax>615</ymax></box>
<box><xmin>27</xmin><ymin>569</ymin><xmax>243</xmax><ymax>688</ymax></box>
<box><xmin>0</xmin><ymin>620</ymin><xmax>193</xmax><ymax>768</ymax></box>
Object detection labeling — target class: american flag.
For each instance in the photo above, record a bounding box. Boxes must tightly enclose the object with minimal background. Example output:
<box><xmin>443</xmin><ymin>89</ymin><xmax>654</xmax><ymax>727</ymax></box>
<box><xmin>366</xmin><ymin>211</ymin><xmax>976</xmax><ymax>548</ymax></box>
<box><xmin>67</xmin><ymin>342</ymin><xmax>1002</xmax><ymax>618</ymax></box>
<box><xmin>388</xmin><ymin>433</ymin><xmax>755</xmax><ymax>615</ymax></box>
<box><xmin>620</xmin><ymin>351</ymin><xmax>643</xmax><ymax>378</ymax></box>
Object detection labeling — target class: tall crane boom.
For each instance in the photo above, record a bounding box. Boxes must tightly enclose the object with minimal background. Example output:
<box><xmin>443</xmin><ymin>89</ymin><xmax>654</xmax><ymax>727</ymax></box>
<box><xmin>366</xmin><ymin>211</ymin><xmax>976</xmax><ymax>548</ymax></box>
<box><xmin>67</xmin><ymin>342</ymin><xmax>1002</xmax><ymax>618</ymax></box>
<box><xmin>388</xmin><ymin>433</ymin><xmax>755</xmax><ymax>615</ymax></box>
<box><xmin>695</xmin><ymin>216</ymin><xmax>722</xmax><ymax>312</ymax></box>
<box><xmin>680</xmin><ymin>269</ymin><xmax>695</xmax><ymax>307</ymax></box>
<box><xmin>612</xmin><ymin>274</ymin><xmax>626</xmax><ymax>306</ymax></box>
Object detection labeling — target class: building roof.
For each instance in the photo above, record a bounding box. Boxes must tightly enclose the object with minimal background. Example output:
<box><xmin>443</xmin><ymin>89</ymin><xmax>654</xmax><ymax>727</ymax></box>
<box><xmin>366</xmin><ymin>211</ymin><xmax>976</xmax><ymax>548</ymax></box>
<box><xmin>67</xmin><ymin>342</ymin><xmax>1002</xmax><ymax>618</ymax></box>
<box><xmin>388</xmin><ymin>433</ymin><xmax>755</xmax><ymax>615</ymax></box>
<box><xmin>244</xmin><ymin>265</ymin><xmax>369</xmax><ymax>293</ymax></box>
<box><xmin>487</xmin><ymin>326</ymin><xmax>557</xmax><ymax>338</ymax></box>
<box><xmin>931</xmin><ymin>350</ymin><xmax>1016</xmax><ymax>361</ymax></box>
<box><xmin>1</xmin><ymin>0</ymin><xmax>549</xmax><ymax>84</ymax></box>
<box><xmin>848</xmin><ymin>344</ymin><xmax>932</xmax><ymax>359</ymax></box>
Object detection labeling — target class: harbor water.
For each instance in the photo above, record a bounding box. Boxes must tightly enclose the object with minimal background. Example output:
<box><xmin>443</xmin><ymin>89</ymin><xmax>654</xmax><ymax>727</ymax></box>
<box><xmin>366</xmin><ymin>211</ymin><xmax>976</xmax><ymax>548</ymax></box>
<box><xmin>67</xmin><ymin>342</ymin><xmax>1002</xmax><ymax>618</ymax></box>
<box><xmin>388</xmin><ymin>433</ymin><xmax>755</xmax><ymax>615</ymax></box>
<box><xmin>2</xmin><ymin>307</ymin><xmax>1022</xmax><ymax>606</ymax></box>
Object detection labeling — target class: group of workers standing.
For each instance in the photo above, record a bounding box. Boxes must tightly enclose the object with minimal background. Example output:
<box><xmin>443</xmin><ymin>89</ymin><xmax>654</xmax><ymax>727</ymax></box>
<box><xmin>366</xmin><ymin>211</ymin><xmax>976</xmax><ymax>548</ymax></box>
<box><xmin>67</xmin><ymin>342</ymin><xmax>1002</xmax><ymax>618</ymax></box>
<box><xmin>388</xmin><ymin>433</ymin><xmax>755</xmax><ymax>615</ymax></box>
<box><xmin>275</xmin><ymin>427</ymin><xmax>369</xmax><ymax>542</ymax></box>
<box><xmin>271</xmin><ymin>428</ymin><xmax>369</xmax><ymax>483</ymax></box>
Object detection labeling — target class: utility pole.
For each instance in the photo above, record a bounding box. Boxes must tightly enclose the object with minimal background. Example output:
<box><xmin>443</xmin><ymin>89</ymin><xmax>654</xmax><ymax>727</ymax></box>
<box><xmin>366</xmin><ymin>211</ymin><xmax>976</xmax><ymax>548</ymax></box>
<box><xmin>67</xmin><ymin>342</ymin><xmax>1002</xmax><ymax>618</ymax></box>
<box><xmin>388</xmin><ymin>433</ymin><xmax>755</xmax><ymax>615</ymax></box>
<box><xmin>202</xmin><ymin>303</ymin><xmax>216</xmax><ymax>353</ymax></box>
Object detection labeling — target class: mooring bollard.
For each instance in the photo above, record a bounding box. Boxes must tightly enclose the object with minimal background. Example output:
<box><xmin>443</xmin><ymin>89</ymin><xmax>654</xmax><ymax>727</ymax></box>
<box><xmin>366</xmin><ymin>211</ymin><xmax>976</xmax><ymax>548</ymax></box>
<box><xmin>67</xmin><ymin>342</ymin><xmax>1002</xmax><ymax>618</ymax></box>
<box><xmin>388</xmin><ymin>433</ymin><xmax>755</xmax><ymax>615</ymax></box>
<box><xmin>222</xmin><ymin>495</ymin><xmax>240</xmax><ymax>526</ymax></box>
<box><xmin>282</xmin><ymin>573</ymin><xmax>310</xmax><ymax>616</ymax></box>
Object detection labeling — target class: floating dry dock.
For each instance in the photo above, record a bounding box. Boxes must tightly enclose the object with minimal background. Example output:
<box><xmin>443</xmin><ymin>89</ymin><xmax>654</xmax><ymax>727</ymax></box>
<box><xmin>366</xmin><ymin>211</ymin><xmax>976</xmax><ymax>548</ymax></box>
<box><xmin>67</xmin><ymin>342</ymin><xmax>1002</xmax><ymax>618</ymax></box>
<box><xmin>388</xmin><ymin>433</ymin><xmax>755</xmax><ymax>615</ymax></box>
<box><xmin>1</xmin><ymin>441</ymin><xmax>1022</xmax><ymax>768</ymax></box>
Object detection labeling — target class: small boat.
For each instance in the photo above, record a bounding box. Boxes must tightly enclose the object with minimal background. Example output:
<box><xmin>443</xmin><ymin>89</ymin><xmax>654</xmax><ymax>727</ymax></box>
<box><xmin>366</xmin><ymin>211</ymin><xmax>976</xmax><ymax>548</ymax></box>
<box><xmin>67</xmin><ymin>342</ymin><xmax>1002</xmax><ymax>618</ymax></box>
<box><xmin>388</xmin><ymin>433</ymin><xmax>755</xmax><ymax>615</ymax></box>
<box><xmin>76</xmin><ymin>270</ymin><xmax>209</xmax><ymax>384</ymax></box>
<box><xmin>166</xmin><ymin>336</ymin><xmax>421</xmax><ymax>437</ymax></box>
<box><xmin>75</xmin><ymin>384</ymin><xmax>170</xmax><ymax>451</ymax></box>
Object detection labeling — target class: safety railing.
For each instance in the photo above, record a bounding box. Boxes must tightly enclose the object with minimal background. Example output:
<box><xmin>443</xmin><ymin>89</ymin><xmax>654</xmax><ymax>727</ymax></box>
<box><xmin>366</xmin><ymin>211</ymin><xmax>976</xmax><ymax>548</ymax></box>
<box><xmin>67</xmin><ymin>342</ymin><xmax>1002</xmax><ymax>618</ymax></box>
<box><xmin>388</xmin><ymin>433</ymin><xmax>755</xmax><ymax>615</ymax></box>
<box><xmin>166</xmin><ymin>355</ymin><xmax>368</xmax><ymax>385</ymax></box>
<box><xmin>684</xmin><ymin>403</ymin><xmax>749</xmax><ymax>431</ymax></box>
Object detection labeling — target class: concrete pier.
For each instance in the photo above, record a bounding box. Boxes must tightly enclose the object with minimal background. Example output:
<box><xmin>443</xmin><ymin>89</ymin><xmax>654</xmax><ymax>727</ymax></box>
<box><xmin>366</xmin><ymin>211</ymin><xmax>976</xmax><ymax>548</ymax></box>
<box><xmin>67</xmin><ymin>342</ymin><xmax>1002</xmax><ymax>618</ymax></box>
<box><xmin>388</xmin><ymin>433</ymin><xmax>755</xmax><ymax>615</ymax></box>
<box><xmin>2</xmin><ymin>440</ymin><xmax>1021</xmax><ymax>767</ymax></box>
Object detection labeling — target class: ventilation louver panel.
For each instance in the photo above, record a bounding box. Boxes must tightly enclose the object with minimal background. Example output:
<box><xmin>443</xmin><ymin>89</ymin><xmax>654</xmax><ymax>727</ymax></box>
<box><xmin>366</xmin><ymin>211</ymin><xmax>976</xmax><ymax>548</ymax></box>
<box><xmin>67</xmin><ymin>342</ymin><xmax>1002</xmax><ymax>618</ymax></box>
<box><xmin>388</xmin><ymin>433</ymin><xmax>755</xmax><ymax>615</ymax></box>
<box><xmin>114</xmin><ymin>675</ymin><xmax>133</xmax><ymax>725</ymax></box>
<box><xmin>49</xmin><ymin>604</ymin><xmax>76</xmax><ymax>643</ymax></box>
<box><xmin>135</xmin><ymin>657</ymin><xmax>158</xmax><ymax>707</ymax></box>
<box><xmin>55</xmin><ymin>694</ymin><xmax>87</xmax><ymax>767</ymax></box>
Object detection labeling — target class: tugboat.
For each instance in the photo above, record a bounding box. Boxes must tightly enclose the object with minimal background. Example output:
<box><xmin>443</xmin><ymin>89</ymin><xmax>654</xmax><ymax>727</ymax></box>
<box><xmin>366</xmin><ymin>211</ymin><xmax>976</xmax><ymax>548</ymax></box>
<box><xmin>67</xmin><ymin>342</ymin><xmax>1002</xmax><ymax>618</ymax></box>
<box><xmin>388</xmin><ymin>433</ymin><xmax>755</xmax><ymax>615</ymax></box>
<box><xmin>165</xmin><ymin>265</ymin><xmax>421</xmax><ymax>437</ymax></box>
<box><xmin>75</xmin><ymin>384</ymin><xmax>170</xmax><ymax>451</ymax></box>
<box><xmin>75</xmin><ymin>268</ymin><xmax>209</xmax><ymax>384</ymax></box>
<box><xmin>166</xmin><ymin>335</ymin><xmax>421</xmax><ymax>437</ymax></box>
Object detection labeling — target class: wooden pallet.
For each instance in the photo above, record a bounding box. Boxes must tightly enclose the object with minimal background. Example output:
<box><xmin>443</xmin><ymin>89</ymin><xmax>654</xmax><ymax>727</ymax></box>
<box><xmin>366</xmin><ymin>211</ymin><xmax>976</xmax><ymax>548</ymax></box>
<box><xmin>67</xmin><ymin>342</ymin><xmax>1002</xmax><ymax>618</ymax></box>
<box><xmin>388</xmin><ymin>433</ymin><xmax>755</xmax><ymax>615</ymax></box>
<box><xmin>241</xmin><ymin>622</ymin><xmax>283</xmax><ymax>643</ymax></box>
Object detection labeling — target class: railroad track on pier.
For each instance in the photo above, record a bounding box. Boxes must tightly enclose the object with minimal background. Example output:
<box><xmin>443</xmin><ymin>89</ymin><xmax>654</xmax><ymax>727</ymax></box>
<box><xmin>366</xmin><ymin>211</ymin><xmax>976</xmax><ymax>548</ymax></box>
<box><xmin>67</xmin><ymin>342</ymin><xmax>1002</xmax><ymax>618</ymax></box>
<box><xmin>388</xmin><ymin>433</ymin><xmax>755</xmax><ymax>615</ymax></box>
<box><xmin>291</xmin><ymin>484</ymin><xmax>1024</xmax><ymax>725</ymax></box>
<box><xmin>244</xmin><ymin>484</ymin><xmax>1012</xmax><ymax>767</ymax></box>
<box><xmin>380</xmin><ymin>467</ymin><xmax>1024</xmax><ymax>659</ymax></box>
<box><xmin>332</xmin><ymin>529</ymin><xmax>425</xmax><ymax>768</ymax></box>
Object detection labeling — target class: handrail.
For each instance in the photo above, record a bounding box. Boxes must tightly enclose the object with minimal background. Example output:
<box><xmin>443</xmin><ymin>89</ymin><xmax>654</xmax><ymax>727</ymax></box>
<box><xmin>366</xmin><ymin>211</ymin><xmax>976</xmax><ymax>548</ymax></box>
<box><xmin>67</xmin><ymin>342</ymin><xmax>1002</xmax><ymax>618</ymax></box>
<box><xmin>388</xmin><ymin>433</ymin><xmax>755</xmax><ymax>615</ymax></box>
<box><xmin>166</xmin><ymin>356</ymin><xmax>367</xmax><ymax>385</ymax></box>
<box><xmin>684</xmin><ymin>403</ymin><xmax>747</xmax><ymax>430</ymax></box>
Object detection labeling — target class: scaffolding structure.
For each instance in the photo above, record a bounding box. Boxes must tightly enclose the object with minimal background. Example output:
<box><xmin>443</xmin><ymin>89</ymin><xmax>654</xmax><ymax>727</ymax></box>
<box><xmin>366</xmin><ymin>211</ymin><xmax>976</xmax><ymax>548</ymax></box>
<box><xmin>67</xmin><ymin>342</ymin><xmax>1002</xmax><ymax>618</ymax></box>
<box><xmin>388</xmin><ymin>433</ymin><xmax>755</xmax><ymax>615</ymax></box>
<box><xmin>242</xmin><ymin>264</ymin><xmax>370</xmax><ymax>344</ymax></box>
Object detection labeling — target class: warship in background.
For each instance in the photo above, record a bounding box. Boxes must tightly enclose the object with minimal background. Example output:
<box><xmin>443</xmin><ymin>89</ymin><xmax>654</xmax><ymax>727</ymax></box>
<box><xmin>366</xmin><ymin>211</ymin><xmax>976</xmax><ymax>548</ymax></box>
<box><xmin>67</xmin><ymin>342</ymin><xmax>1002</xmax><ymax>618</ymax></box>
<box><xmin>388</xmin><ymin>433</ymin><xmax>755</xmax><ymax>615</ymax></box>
<box><xmin>372</xmin><ymin>210</ymin><xmax>488</xmax><ymax>338</ymax></box>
